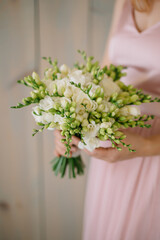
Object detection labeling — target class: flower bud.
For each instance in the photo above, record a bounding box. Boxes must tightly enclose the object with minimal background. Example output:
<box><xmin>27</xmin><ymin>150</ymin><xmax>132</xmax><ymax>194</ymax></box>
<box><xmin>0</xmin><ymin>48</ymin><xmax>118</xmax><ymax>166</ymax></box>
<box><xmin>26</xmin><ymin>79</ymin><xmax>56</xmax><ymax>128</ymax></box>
<box><xmin>32</xmin><ymin>72</ymin><xmax>41</xmax><ymax>85</ymax></box>
<box><xmin>70</xmin><ymin>107</ymin><xmax>75</xmax><ymax>113</ymax></box>
<box><xmin>53</xmin><ymin>103</ymin><xmax>61</xmax><ymax>110</ymax></box>
<box><xmin>49</xmin><ymin>122</ymin><xmax>56</xmax><ymax>128</ymax></box>
<box><xmin>96</xmin><ymin>97</ymin><xmax>103</xmax><ymax>105</ymax></box>
<box><xmin>65</xmin><ymin>112</ymin><xmax>70</xmax><ymax>117</ymax></box>
<box><xmin>100</xmin><ymin>128</ymin><xmax>105</xmax><ymax>135</ymax></box>
<box><xmin>82</xmin><ymin>126</ymin><xmax>88</xmax><ymax>132</ymax></box>
<box><xmin>30</xmin><ymin>91</ymin><xmax>37</xmax><ymax>99</ymax></box>
<box><xmin>95</xmin><ymin>87</ymin><xmax>102</xmax><ymax>96</ymax></box>
<box><xmin>76</xmin><ymin>114</ymin><xmax>84</xmax><ymax>122</ymax></box>
<box><xmin>93</xmin><ymin>79</ymin><xmax>99</xmax><ymax>85</ymax></box>
<box><xmin>39</xmin><ymin>91</ymin><xmax>45</xmax><ymax>98</ymax></box>
<box><xmin>97</xmin><ymin>104</ymin><xmax>105</xmax><ymax>112</ymax></box>
<box><xmin>106</xmin><ymin>128</ymin><xmax>113</xmax><ymax>134</ymax></box>
<box><xmin>52</xmin><ymin>83</ymin><xmax>57</xmax><ymax>94</ymax></box>
<box><xmin>130</xmin><ymin>94</ymin><xmax>139</xmax><ymax>102</ymax></box>
<box><xmin>70</xmin><ymin>129</ymin><xmax>75</xmax><ymax>135</ymax></box>
<box><xmin>61</xmin><ymin>124</ymin><xmax>69</xmax><ymax>131</ymax></box>
<box><xmin>71</xmin><ymin>102</ymin><xmax>76</xmax><ymax>108</ymax></box>
<box><xmin>70</xmin><ymin>113</ymin><xmax>76</xmax><ymax>119</ymax></box>
<box><xmin>60</xmin><ymin>64</ymin><xmax>69</xmax><ymax>75</ymax></box>
<box><xmin>134</xmin><ymin>101</ymin><xmax>141</xmax><ymax>105</ymax></box>
<box><xmin>71</xmin><ymin>122</ymin><xmax>77</xmax><ymax>128</ymax></box>
<box><xmin>95</xmin><ymin>119</ymin><xmax>100</xmax><ymax>124</ymax></box>
<box><xmin>82</xmin><ymin>119</ymin><xmax>88</xmax><ymax>126</ymax></box>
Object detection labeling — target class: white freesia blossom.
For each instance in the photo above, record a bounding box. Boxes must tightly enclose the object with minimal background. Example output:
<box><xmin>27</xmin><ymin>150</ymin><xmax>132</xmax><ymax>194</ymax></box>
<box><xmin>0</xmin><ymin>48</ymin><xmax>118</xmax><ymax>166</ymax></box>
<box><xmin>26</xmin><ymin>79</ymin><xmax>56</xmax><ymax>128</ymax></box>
<box><xmin>64</xmin><ymin>84</ymin><xmax>78</xmax><ymax>98</ymax></box>
<box><xmin>45</xmin><ymin>68</ymin><xmax>54</xmax><ymax>79</ymax></box>
<box><xmin>78</xmin><ymin>137</ymin><xmax>100</xmax><ymax>152</ymax></box>
<box><xmin>60</xmin><ymin>64</ymin><xmax>70</xmax><ymax>75</ymax></box>
<box><xmin>32</xmin><ymin>110</ymin><xmax>55</xmax><ymax>124</ymax></box>
<box><xmin>55</xmin><ymin>79</ymin><xmax>68</xmax><ymax>95</ymax></box>
<box><xmin>42</xmin><ymin>78</ymin><xmax>53</xmax><ymax>90</ymax></box>
<box><xmin>54</xmin><ymin>114</ymin><xmax>65</xmax><ymax>125</ymax></box>
<box><xmin>76</xmin><ymin>114</ymin><xmax>84</xmax><ymax>122</ymax></box>
<box><xmin>32</xmin><ymin>106</ymin><xmax>43</xmax><ymax>122</ymax></box>
<box><xmin>42</xmin><ymin>112</ymin><xmax>55</xmax><ymax>123</ymax></box>
<box><xmin>72</xmin><ymin>90</ymin><xmax>94</xmax><ymax>111</ymax></box>
<box><xmin>60</xmin><ymin>97</ymin><xmax>71</xmax><ymax>108</ymax></box>
<box><xmin>32</xmin><ymin>72</ymin><xmax>41</xmax><ymax>84</ymax></box>
<box><xmin>119</xmin><ymin>106</ymin><xmax>140</xmax><ymax>116</ymax></box>
<box><xmin>128</xmin><ymin>106</ymin><xmax>141</xmax><ymax>116</ymax></box>
<box><xmin>78</xmin><ymin>121</ymin><xmax>101</xmax><ymax>151</ymax></box>
<box><xmin>100</xmin><ymin>122</ymin><xmax>112</xmax><ymax>129</ymax></box>
<box><xmin>68</xmin><ymin>70</ymin><xmax>92</xmax><ymax>86</ymax></box>
<box><xmin>100</xmin><ymin>75</ymin><xmax>121</xmax><ymax>97</ymax></box>
<box><xmin>88</xmin><ymin>83</ymin><xmax>104</xmax><ymax>97</ymax></box>
<box><xmin>39</xmin><ymin>96</ymin><xmax>54</xmax><ymax>110</ymax></box>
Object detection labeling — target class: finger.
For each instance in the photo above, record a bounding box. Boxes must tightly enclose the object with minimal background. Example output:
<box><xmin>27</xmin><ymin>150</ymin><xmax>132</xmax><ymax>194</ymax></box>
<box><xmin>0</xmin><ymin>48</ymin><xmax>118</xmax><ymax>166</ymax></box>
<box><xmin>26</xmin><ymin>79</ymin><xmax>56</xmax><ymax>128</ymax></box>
<box><xmin>53</xmin><ymin>149</ymin><xmax>61</xmax><ymax>157</ymax></box>
<box><xmin>54</xmin><ymin>129</ymin><xmax>64</xmax><ymax>139</ymax></box>
<box><xmin>55</xmin><ymin>145</ymin><xmax>66</xmax><ymax>156</ymax></box>
<box><xmin>54</xmin><ymin>138</ymin><xmax>78</xmax><ymax>151</ymax></box>
<box><xmin>71</xmin><ymin>136</ymin><xmax>80</xmax><ymax>146</ymax></box>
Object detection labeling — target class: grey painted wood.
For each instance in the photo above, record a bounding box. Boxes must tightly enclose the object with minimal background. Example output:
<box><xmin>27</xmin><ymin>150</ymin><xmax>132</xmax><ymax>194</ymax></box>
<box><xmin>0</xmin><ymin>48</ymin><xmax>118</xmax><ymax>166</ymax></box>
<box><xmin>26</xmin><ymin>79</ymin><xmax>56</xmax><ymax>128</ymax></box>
<box><xmin>0</xmin><ymin>0</ymin><xmax>41</xmax><ymax>239</ymax></box>
<box><xmin>88</xmin><ymin>0</ymin><xmax>115</xmax><ymax>60</ymax></box>
<box><xmin>0</xmin><ymin>0</ymin><xmax>115</xmax><ymax>239</ymax></box>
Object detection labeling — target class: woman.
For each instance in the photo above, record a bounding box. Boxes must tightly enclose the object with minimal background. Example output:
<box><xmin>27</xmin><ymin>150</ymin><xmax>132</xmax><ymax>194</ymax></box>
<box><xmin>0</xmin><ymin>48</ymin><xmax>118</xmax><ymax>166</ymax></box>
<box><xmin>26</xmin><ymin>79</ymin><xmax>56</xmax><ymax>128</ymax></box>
<box><xmin>54</xmin><ymin>0</ymin><xmax>160</xmax><ymax>239</ymax></box>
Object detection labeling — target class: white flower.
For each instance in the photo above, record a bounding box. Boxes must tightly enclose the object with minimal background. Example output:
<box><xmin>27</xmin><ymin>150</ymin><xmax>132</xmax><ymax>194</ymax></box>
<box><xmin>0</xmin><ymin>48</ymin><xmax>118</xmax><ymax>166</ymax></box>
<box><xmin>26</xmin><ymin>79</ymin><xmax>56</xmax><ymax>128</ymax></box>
<box><xmin>72</xmin><ymin>90</ymin><xmax>94</xmax><ymax>112</ymax></box>
<box><xmin>54</xmin><ymin>114</ymin><xmax>64</xmax><ymax>124</ymax></box>
<box><xmin>45</xmin><ymin>68</ymin><xmax>54</xmax><ymax>79</ymax></box>
<box><xmin>76</xmin><ymin>114</ymin><xmax>84</xmax><ymax>122</ymax></box>
<box><xmin>39</xmin><ymin>96</ymin><xmax>54</xmax><ymax>111</ymax></box>
<box><xmin>68</xmin><ymin>70</ymin><xmax>85</xmax><ymax>86</ymax></box>
<box><xmin>42</xmin><ymin>79</ymin><xmax>53</xmax><ymax>90</ymax></box>
<box><xmin>47</xmin><ymin>78</ymin><xmax>68</xmax><ymax>96</ymax></box>
<box><xmin>68</xmin><ymin>70</ymin><xmax>92</xmax><ymax>86</ymax></box>
<box><xmin>63</xmin><ymin>84</ymin><xmax>77</xmax><ymax>98</ymax></box>
<box><xmin>102</xmin><ymin>100</ymin><xmax>111</xmax><ymax>112</ymax></box>
<box><xmin>55</xmin><ymin>79</ymin><xmax>68</xmax><ymax>95</ymax></box>
<box><xmin>32</xmin><ymin>109</ymin><xmax>55</xmax><ymax>124</ymax></box>
<box><xmin>128</xmin><ymin>106</ymin><xmax>141</xmax><ymax>116</ymax></box>
<box><xmin>119</xmin><ymin>106</ymin><xmax>140</xmax><ymax>116</ymax></box>
<box><xmin>78</xmin><ymin>137</ymin><xmax>100</xmax><ymax>152</ymax></box>
<box><xmin>88</xmin><ymin>83</ymin><xmax>104</xmax><ymax>97</ymax></box>
<box><xmin>32</xmin><ymin>106</ymin><xmax>43</xmax><ymax>123</ymax></box>
<box><xmin>60</xmin><ymin>97</ymin><xmax>71</xmax><ymax>108</ymax></box>
<box><xmin>32</xmin><ymin>72</ymin><xmax>41</xmax><ymax>84</ymax></box>
<box><xmin>100</xmin><ymin>122</ymin><xmax>112</xmax><ymax>129</ymax></box>
<box><xmin>100</xmin><ymin>75</ymin><xmax>121</xmax><ymax>97</ymax></box>
<box><xmin>42</xmin><ymin>112</ymin><xmax>55</xmax><ymax>123</ymax></box>
<box><xmin>60</xmin><ymin>64</ymin><xmax>70</xmax><ymax>75</ymax></box>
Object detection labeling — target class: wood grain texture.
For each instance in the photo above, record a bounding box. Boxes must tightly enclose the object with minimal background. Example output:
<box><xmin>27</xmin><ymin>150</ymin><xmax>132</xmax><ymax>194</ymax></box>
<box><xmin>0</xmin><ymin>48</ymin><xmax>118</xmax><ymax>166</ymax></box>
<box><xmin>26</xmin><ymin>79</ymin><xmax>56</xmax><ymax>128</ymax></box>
<box><xmin>88</xmin><ymin>0</ymin><xmax>115</xmax><ymax>61</ymax></box>
<box><xmin>0</xmin><ymin>0</ymin><xmax>41</xmax><ymax>240</ymax></box>
<box><xmin>0</xmin><ymin>0</ymin><xmax>115</xmax><ymax>239</ymax></box>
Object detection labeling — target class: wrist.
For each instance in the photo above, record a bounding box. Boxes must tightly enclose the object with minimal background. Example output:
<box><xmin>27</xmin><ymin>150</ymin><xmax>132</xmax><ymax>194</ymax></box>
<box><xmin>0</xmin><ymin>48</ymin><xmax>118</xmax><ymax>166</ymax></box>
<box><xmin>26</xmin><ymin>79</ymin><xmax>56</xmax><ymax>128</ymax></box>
<box><xmin>144</xmin><ymin>138</ymin><xmax>152</xmax><ymax>157</ymax></box>
<box><xmin>144</xmin><ymin>137</ymin><xmax>159</xmax><ymax>157</ymax></box>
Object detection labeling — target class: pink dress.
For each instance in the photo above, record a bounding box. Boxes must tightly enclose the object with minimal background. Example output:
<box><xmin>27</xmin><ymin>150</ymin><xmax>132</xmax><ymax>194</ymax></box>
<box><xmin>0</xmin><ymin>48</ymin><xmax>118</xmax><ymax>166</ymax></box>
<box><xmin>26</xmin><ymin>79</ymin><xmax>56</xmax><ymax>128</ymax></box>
<box><xmin>82</xmin><ymin>1</ymin><xmax>160</xmax><ymax>240</ymax></box>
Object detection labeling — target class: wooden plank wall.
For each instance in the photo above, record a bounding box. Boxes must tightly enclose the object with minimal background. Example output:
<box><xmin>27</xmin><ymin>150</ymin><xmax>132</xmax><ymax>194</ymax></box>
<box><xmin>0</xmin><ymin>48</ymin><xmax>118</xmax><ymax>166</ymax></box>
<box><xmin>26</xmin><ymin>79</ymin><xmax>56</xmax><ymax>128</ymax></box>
<box><xmin>0</xmin><ymin>0</ymin><xmax>115</xmax><ymax>239</ymax></box>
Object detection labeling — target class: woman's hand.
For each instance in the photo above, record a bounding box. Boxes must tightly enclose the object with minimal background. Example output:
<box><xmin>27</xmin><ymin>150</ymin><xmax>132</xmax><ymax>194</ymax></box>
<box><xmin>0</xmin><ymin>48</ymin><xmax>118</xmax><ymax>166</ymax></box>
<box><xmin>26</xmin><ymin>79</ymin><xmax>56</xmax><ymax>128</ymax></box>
<box><xmin>81</xmin><ymin>130</ymin><xmax>151</xmax><ymax>163</ymax></box>
<box><xmin>53</xmin><ymin>130</ymin><xmax>80</xmax><ymax>157</ymax></box>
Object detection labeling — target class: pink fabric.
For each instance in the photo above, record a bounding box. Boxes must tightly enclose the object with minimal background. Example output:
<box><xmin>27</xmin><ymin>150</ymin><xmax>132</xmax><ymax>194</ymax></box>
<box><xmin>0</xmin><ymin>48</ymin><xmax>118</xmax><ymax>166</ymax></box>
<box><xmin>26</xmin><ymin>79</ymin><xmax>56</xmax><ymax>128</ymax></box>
<box><xmin>82</xmin><ymin>1</ymin><xmax>160</xmax><ymax>240</ymax></box>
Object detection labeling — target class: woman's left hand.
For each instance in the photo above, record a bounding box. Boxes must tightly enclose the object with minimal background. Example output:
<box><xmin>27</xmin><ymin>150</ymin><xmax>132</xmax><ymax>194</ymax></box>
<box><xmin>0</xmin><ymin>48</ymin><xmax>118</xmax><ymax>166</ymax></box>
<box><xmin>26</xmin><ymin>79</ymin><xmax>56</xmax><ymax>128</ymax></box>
<box><xmin>81</xmin><ymin>130</ymin><xmax>151</xmax><ymax>163</ymax></box>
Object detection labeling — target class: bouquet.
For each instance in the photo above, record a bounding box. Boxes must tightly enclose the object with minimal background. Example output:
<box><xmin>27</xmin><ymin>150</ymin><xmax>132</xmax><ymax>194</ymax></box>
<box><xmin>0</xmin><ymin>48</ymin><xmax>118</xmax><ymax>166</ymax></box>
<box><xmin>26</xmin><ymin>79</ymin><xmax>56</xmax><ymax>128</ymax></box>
<box><xmin>11</xmin><ymin>50</ymin><xmax>160</xmax><ymax>178</ymax></box>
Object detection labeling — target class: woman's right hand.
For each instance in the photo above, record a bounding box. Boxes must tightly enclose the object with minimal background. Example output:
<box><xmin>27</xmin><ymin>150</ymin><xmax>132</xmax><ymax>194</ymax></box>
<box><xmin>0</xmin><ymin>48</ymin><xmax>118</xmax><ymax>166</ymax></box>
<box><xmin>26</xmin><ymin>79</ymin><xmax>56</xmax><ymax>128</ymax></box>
<box><xmin>53</xmin><ymin>130</ymin><xmax>80</xmax><ymax>157</ymax></box>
